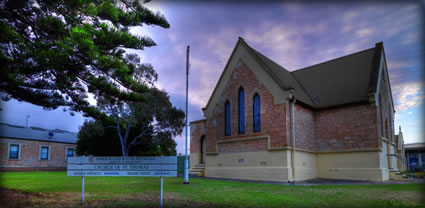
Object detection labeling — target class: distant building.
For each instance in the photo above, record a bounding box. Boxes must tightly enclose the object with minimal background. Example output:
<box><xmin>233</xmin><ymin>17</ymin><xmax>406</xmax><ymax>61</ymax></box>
<box><xmin>405</xmin><ymin>143</ymin><xmax>425</xmax><ymax>171</ymax></box>
<box><xmin>394</xmin><ymin>126</ymin><xmax>406</xmax><ymax>171</ymax></box>
<box><xmin>189</xmin><ymin>37</ymin><xmax>401</xmax><ymax>182</ymax></box>
<box><xmin>0</xmin><ymin>123</ymin><xmax>78</xmax><ymax>171</ymax></box>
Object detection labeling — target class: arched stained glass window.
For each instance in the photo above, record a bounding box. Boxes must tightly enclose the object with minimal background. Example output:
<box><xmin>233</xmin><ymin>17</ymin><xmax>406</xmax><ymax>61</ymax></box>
<box><xmin>238</xmin><ymin>88</ymin><xmax>245</xmax><ymax>134</ymax></box>
<box><xmin>225</xmin><ymin>101</ymin><xmax>231</xmax><ymax>136</ymax></box>
<box><xmin>253</xmin><ymin>94</ymin><xmax>261</xmax><ymax>132</ymax></box>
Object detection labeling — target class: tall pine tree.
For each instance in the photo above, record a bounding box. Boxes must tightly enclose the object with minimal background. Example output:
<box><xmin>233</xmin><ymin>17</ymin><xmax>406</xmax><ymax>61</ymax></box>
<box><xmin>0</xmin><ymin>0</ymin><xmax>169</xmax><ymax>119</ymax></box>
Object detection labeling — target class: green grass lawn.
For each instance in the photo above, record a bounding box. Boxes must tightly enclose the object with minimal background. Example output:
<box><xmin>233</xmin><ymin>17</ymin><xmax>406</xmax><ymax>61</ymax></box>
<box><xmin>1</xmin><ymin>171</ymin><xmax>424</xmax><ymax>208</ymax></box>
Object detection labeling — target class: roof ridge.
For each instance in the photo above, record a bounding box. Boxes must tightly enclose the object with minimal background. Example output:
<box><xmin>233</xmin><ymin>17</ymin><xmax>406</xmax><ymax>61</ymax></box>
<box><xmin>293</xmin><ymin>47</ymin><xmax>376</xmax><ymax>73</ymax></box>
<box><xmin>240</xmin><ymin>38</ymin><xmax>317</xmax><ymax>107</ymax></box>
<box><xmin>238</xmin><ymin>38</ymin><xmax>291</xmax><ymax>90</ymax></box>
<box><xmin>1</xmin><ymin>122</ymin><xmax>76</xmax><ymax>133</ymax></box>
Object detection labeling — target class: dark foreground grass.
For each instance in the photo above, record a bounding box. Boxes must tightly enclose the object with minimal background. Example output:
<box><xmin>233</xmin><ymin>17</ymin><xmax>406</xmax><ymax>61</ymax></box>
<box><xmin>0</xmin><ymin>171</ymin><xmax>424</xmax><ymax>208</ymax></box>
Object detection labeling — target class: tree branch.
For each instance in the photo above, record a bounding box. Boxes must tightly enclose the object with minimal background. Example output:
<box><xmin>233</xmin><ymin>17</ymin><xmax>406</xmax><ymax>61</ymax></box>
<box><xmin>111</xmin><ymin>110</ymin><xmax>127</xmax><ymax>156</ymax></box>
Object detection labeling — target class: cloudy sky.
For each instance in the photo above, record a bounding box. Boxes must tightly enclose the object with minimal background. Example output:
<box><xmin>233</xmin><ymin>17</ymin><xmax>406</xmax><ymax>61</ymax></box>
<box><xmin>1</xmin><ymin>1</ymin><xmax>424</xmax><ymax>154</ymax></box>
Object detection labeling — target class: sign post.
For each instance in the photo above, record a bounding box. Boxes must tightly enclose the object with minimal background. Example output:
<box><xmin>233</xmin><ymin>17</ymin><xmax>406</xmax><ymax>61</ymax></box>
<box><xmin>160</xmin><ymin>175</ymin><xmax>163</xmax><ymax>208</ymax></box>
<box><xmin>81</xmin><ymin>176</ymin><xmax>84</xmax><ymax>204</ymax></box>
<box><xmin>68</xmin><ymin>156</ymin><xmax>177</xmax><ymax>206</ymax></box>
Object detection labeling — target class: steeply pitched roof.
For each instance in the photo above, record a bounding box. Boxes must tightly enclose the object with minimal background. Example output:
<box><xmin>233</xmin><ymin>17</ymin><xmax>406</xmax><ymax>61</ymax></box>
<box><xmin>292</xmin><ymin>47</ymin><xmax>377</xmax><ymax>108</ymax></box>
<box><xmin>240</xmin><ymin>37</ymin><xmax>383</xmax><ymax>109</ymax></box>
<box><xmin>241</xmin><ymin>40</ymin><xmax>316</xmax><ymax>107</ymax></box>
<box><xmin>0</xmin><ymin>123</ymin><xmax>78</xmax><ymax>144</ymax></box>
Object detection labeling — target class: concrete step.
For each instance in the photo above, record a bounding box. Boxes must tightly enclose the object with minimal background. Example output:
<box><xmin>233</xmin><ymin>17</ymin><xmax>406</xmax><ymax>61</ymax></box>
<box><xmin>389</xmin><ymin>172</ymin><xmax>409</xmax><ymax>181</ymax></box>
<box><xmin>189</xmin><ymin>170</ymin><xmax>205</xmax><ymax>177</ymax></box>
<box><xmin>189</xmin><ymin>173</ymin><xmax>205</xmax><ymax>177</ymax></box>
<box><xmin>189</xmin><ymin>163</ymin><xmax>206</xmax><ymax>177</ymax></box>
<box><xmin>191</xmin><ymin>167</ymin><xmax>206</xmax><ymax>170</ymax></box>
<box><xmin>189</xmin><ymin>169</ymin><xmax>204</xmax><ymax>173</ymax></box>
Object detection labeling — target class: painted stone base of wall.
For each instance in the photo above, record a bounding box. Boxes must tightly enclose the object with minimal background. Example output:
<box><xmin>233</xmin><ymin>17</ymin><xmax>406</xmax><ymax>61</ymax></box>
<box><xmin>206</xmin><ymin>167</ymin><xmax>291</xmax><ymax>182</ymax></box>
<box><xmin>190</xmin><ymin>149</ymin><xmax>390</xmax><ymax>182</ymax></box>
<box><xmin>316</xmin><ymin>168</ymin><xmax>388</xmax><ymax>181</ymax></box>
<box><xmin>317</xmin><ymin>151</ymin><xmax>389</xmax><ymax>181</ymax></box>
<box><xmin>190</xmin><ymin>152</ymin><xmax>201</xmax><ymax>169</ymax></box>
<box><xmin>294</xmin><ymin>151</ymin><xmax>317</xmax><ymax>181</ymax></box>
<box><xmin>204</xmin><ymin>150</ymin><xmax>292</xmax><ymax>182</ymax></box>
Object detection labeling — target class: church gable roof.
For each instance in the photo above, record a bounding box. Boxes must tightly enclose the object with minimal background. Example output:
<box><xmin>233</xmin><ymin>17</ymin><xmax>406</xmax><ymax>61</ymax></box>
<box><xmin>242</xmin><ymin>38</ymin><xmax>385</xmax><ymax>109</ymax></box>
<box><xmin>203</xmin><ymin>37</ymin><xmax>385</xmax><ymax>114</ymax></box>
<box><xmin>242</xmin><ymin>41</ymin><xmax>316</xmax><ymax>107</ymax></box>
<box><xmin>292</xmin><ymin>47</ymin><xmax>378</xmax><ymax>108</ymax></box>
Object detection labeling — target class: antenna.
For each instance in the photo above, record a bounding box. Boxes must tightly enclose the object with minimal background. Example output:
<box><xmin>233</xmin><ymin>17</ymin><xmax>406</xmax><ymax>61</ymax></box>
<box><xmin>26</xmin><ymin>114</ymin><xmax>30</xmax><ymax>127</ymax></box>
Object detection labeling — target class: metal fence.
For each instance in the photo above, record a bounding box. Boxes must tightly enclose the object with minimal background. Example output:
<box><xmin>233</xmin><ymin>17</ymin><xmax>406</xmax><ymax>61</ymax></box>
<box><xmin>177</xmin><ymin>156</ymin><xmax>189</xmax><ymax>175</ymax></box>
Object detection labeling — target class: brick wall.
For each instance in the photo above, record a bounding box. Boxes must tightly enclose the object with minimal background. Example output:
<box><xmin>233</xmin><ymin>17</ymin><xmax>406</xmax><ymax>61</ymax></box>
<box><xmin>314</xmin><ymin>103</ymin><xmax>379</xmax><ymax>152</ymax></box>
<box><xmin>294</xmin><ymin>104</ymin><xmax>316</xmax><ymax>151</ymax></box>
<box><xmin>0</xmin><ymin>138</ymin><xmax>76</xmax><ymax>169</ymax></box>
<box><xmin>218</xmin><ymin>138</ymin><xmax>268</xmax><ymax>153</ymax></box>
<box><xmin>190</xmin><ymin>120</ymin><xmax>207</xmax><ymax>154</ymax></box>
<box><xmin>199</xmin><ymin>60</ymin><xmax>289</xmax><ymax>153</ymax></box>
<box><xmin>190</xmin><ymin>61</ymin><xmax>392</xmax><ymax>155</ymax></box>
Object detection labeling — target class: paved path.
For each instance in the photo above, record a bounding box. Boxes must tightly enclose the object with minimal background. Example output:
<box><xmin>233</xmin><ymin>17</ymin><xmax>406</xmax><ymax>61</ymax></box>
<box><xmin>189</xmin><ymin>176</ymin><xmax>425</xmax><ymax>186</ymax></box>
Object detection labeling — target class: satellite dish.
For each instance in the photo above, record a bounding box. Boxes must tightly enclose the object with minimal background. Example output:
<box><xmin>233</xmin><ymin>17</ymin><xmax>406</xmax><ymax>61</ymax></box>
<box><xmin>48</xmin><ymin>132</ymin><xmax>54</xmax><ymax>137</ymax></box>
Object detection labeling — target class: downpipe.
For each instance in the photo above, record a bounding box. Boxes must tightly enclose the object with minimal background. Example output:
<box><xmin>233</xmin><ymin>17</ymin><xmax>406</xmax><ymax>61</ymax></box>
<box><xmin>289</xmin><ymin>98</ymin><xmax>296</xmax><ymax>185</ymax></box>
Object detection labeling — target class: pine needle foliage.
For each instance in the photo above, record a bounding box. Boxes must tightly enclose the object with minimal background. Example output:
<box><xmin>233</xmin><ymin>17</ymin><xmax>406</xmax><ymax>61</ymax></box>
<box><xmin>0</xmin><ymin>0</ymin><xmax>170</xmax><ymax>119</ymax></box>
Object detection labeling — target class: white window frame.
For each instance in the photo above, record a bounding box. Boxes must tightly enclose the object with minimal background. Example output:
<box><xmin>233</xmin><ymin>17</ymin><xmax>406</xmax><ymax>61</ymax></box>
<box><xmin>39</xmin><ymin>145</ymin><xmax>51</xmax><ymax>160</ymax></box>
<box><xmin>65</xmin><ymin>147</ymin><xmax>75</xmax><ymax>160</ymax></box>
<box><xmin>7</xmin><ymin>143</ymin><xmax>21</xmax><ymax>160</ymax></box>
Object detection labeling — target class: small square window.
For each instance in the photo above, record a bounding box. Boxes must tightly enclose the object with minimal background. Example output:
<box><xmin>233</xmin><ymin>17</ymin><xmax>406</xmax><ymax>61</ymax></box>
<box><xmin>40</xmin><ymin>146</ymin><xmax>49</xmax><ymax>160</ymax></box>
<box><xmin>9</xmin><ymin>144</ymin><xmax>19</xmax><ymax>159</ymax></box>
<box><xmin>67</xmin><ymin>148</ymin><xmax>74</xmax><ymax>157</ymax></box>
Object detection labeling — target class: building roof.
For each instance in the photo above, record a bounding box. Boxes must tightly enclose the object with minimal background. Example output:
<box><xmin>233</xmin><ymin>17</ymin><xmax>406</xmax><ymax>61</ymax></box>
<box><xmin>240</xmin><ymin>37</ymin><xmax>384</xmax><ymax>109</ymax></box>
<box><xmin>405</xmin><ymin>143</ymin><xmax>425</xmax><ymax>150</ymax></box>
<box><xmin>0</xmin><ymin>123</ymin><xmax>78</xmax><ymax>144</ymax></box>
<box><xmin>242</xmin><ymin>41</ymin><xmax>316</xmax><ymax>107</ymax></box>
<box><xmin>292</xmin><ymin>48</ymin><xmax>377</xmax><ymax>108</ymax></box>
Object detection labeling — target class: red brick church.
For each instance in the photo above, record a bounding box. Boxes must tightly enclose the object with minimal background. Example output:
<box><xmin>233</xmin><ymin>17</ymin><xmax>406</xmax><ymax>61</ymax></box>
<box><xmin>189</xmin><ymin>37</ymin><xmax>404</xmax><ymax>182</ymax></box>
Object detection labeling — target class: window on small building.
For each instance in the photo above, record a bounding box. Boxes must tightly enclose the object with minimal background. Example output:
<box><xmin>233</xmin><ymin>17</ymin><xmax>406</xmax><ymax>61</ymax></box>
<box><xmin>225</xmin><ymin>100</ymin><xmax>231</xmax><ymax>136</ymax></box>
<box><xmin>40</xmin><ymin>146</ymin><xmax>49</xmax><ymax>160</ymax></box>
<box><xmin>238</xmin><ymin>88</ymin><xmax>245</xmax><ymax>134</ymax></box>
<box><xmin>253</xmin><ymin>93</ymin><xmax>261</xmax><ymax>132</ymax></box>
<box><xmin>9</xmin><ymin>144</ymin><xmax>19</xmax><ymax>159</ymax></box>
<box><xmin>67</xmin><ymin>148</ymin><xmax>74</xmax><ymax>157</ymax></box>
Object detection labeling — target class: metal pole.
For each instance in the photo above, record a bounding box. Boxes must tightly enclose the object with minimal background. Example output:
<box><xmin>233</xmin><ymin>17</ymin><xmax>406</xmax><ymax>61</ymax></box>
<box><xmin>184</xmin><ymin>45</ymin><xmax>190</xmax><ymax>184</ymax></box>
<box><xmin>26</xmin><ymin>115</ymin><xmax>30</xmax><ymax>127</ymax></box>
<box><xmin>290</xmin><ymin>98</ymin><xmax>296</xmax><ymax>182</ymax></box>
<box><xmin>82</xmin><ymin>176</ymin><xmax>85</xmax><ymax>205</ymax></box>
<box><xmin>160</xmin><ymin>176</ymin><xmax>163</xmax><ymax>208</ymax></box>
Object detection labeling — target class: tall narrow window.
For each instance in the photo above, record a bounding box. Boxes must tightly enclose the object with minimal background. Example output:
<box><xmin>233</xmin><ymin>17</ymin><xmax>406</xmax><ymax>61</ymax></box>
<box><xmin>40</xmin><ymin>146</ymin><xmax>49</xmax><ymax>160</ymax></box>
<box><xmin>225</xmin><ymin>101</ymin><xmax>231</xmax><ymax>136</ymax></box>
<box><xmin>9</xmin><ymin>144</ymin><xmax>19</xmax><ymax>159</ymax></box>
<box><xmin>385</xmin><ymin>119</ymin><xmax>389</xmax><ymax>140</ymax></box>
<box><xmin>388</xmin><ymin>104</ymin><xmax>393</xmax><ymax>141</ymax></box>
<box><xmin>379</xmin><ymin>94</ymin><xmax>384</xmax><ymax>136</ymax></box>
<box><xmin>253</xmin><ymin>93</ymin><xmax>261</xmax><ymax>132</ymax></box>
<box><xmin>238</xmin><ymin>88</ymin><xmax>245</xmax><ymax>134</ymax></box>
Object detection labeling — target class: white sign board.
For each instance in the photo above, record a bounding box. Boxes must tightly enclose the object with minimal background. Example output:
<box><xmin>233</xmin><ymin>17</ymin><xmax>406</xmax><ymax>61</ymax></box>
<box><xmin>67</xmin><ymin>156</ymin><xmax>177</xmax><ymax>177</ymax></box>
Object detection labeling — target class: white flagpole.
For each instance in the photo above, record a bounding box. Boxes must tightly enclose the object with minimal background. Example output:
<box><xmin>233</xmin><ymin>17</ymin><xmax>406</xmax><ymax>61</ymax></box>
<box><xmin>184</xmin><ymin>46</ymin><xmax>190</xmax><ymax>184</ymax></box>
